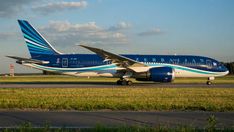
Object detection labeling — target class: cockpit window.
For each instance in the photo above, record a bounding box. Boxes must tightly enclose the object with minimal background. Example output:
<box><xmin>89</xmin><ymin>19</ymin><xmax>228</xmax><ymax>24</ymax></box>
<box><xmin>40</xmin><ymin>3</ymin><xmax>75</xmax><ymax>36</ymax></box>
<box><xmin>213</xmin><ymin>62</ymin><xmax>217</xmax><ymax>67</ymax></box>
<box><xmin>217</xmin><ymin>63</ymin><xmax>224</xmax><ymax>69</ymax></box>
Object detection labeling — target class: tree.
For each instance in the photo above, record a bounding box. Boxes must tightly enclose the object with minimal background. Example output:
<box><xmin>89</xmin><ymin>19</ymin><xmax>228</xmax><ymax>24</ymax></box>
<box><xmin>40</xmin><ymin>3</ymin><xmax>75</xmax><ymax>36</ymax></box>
<box><xmin>224</xmin><ymin>62</ymin><xmax>234</xmax><ymax>74</ymax></box>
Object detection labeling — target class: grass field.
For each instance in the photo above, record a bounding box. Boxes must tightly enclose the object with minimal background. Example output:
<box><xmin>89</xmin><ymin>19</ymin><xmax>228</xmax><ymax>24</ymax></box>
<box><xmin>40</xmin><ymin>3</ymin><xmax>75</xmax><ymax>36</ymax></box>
<box><xmin>0</xmin><ymin>75</ymin><xmax>233</xmax><ymax>111</ymax></box>
<box><xmin>0</xmin><ymin>87</ymin><xmax>233</xmax><ymax>111</ymax></box>
<box><xmin>1</xmin><ymin>75</ymin><xmax>234</xmax><ymax>84</ymax></box>
<box><xmin>3</xmin><ymin>120</ymin><xmax>233</xmax><ymax>132</ymax></box>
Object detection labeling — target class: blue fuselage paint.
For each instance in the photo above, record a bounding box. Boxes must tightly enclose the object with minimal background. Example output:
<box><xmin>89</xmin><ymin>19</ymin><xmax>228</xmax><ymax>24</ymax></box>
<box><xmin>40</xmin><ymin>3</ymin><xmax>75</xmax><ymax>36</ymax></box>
<box><xmin>32</xmin><ymin>54</ymin><xmax>228</xmax><ymax>74</ymax></box>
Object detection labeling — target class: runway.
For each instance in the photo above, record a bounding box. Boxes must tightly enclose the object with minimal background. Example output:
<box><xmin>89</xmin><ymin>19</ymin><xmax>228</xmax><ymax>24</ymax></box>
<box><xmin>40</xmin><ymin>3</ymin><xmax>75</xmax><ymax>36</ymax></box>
<box><xmin>0</xmin><ymin>83</ymin><xmax>234</xmax><ymax>88</ymax></box>
<box><xmin>0</xmin><ymin>111</ymin><xmax>233</xmax><ymax>128</ymax></box>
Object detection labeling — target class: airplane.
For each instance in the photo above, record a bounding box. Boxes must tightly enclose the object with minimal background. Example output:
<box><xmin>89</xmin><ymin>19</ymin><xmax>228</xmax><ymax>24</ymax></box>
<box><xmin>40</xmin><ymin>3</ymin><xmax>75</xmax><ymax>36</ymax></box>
<box><xmin>7</xmin><ymin>20</ymin><xmax>229</xmax><ymax>85</ymax></box>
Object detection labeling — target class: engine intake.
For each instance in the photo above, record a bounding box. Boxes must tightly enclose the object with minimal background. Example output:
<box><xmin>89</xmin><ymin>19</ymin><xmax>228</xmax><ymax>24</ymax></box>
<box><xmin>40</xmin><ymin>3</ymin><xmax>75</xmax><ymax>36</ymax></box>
<box><xmin>136</xmin><ymin>67</ymin><xmax>175</xmax><ymax>82</ymax></box>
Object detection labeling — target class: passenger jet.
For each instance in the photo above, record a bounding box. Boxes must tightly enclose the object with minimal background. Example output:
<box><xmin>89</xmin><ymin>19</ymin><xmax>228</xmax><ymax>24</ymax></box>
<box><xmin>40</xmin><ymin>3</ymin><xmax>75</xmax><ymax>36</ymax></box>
<box><xmin>7</xmin><ymin>20</ymin><xmax>229</xmax><ymax>85</ymax></box>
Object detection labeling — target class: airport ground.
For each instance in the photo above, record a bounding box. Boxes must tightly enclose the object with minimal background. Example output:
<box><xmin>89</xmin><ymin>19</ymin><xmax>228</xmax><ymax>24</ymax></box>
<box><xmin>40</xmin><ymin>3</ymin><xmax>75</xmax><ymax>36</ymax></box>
<box><xmin>1</xmin><ymin>74</ymin><xmax>234</xmax><ymax>84</ymax></box>
<box><xmin>0</xmin><ymin>75</ymin><xmax>233</xmax><ymax>130</ymax></box>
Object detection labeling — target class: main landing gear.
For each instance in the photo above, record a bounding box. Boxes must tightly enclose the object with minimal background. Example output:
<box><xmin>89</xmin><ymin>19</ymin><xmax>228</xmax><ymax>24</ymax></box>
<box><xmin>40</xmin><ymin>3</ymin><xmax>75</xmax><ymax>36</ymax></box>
<box><xmin>207</xmin><ymin>77</ymin><xmax>215</xmax><ymax>85</ymax></box>
<box><xmin>116</xmin><ymin>78</ymin><xmax>133</xmax><ymax>85</ymax></box>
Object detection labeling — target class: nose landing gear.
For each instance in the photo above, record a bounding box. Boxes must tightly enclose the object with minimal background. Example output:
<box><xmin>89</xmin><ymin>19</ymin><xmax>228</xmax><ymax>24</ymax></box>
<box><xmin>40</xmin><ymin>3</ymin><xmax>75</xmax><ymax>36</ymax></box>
<box><xmin>207</xmin><ymin>77</ymin><xmax>215</xmax><ymax>85</ymax></box>
<box><xmin>206</xmin><ymin>81</ymin><xmax>212</xmax><ymax>85</ymax></box>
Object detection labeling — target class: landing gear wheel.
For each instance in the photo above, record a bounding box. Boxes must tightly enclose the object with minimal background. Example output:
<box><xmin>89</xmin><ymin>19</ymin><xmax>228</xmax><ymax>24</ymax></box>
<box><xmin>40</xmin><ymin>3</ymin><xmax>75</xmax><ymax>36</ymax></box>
<box><xmin>116</xmin><ymin>79</ymin><xmax>133</xmax><ymax>85</ymax></box>
<box><xmin>121</xmin><ymin>80</ymin><xmax>128</xmax><ymax>85</ymax></box>
<box><xmin>127</xmin><ymin>80</ymin><xmax>133</xmax><ymax>85</ymax></box>
<box><xmin>206</xmin><ymin>81</ymin><xmax>212</xmax><ymax>85</ymax></box>
<box><xmin>117</xmin><ymin>80</ymin><xmax>122</xmax><ymax>85</ymax></box>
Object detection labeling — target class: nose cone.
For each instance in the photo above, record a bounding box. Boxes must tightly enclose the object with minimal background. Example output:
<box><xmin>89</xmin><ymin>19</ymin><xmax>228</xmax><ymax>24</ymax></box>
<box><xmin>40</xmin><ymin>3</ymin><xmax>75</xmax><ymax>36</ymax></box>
<box><xmin>222</xmin><ymin>66</ymin><xmax>229</xmax><ymax>75</ymax></box>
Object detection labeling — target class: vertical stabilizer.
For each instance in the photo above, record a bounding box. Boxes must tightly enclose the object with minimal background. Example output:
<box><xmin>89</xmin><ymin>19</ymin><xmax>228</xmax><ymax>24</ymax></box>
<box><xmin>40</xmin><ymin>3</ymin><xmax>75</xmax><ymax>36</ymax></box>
<box><xmin>18</xmin><ymin>20</ymin><xmax>62</xmax><ymax>58</ymax></box>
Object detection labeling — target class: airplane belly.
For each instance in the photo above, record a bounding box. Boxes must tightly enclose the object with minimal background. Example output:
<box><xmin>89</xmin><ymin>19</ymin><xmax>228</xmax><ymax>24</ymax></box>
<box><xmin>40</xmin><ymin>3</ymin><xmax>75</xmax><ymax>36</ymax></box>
<box><xmin>76</xmin><ymin>72</ymin><xmax>99</xmax><ymax>77</ymax></box>
<box><xmin>174</xmin><ymin>68</ymin><xmax>219</xmax><ymax>77</ymax></box>
<box><xmin>63</xmin><ymin>70</ymin><xmax>117</xmax><ymax>77</ymax></box>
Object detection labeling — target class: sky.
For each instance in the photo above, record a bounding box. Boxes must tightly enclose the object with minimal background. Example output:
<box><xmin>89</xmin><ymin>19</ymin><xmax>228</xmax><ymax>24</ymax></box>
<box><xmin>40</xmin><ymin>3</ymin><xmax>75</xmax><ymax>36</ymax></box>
<box><xmin>0</xmin><ymin>0</ymin><xmax>234</xmax><ymax>74</ymax></box>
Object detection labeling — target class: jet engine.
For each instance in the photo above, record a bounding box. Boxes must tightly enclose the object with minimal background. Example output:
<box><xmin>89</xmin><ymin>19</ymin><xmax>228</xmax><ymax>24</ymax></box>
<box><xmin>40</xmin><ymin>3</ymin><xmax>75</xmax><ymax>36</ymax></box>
<box><xmin>135</xmin><ymin>67</ymin><xmax>175</xmax><ymax>82</ymax></box>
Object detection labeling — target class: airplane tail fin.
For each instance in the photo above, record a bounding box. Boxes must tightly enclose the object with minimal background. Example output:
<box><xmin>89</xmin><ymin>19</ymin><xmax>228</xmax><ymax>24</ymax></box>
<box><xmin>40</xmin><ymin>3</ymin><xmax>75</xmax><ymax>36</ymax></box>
<box><xmin>17</xmin><ymin>20</ymin><xmax>62</xmax><ymax>58</ymax></box>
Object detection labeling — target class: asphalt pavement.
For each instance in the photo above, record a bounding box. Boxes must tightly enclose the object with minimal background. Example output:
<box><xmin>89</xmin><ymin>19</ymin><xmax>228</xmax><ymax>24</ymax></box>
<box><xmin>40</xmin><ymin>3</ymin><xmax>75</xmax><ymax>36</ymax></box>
<box><xmin>0</xmin><ymin>111</ymin><xmax>233</xmax><ymax>128</ymax></box>
<box><xmin>0</xmin><ymin>83</ymin><xmax>234</xmax><ymax>88</ymax></box>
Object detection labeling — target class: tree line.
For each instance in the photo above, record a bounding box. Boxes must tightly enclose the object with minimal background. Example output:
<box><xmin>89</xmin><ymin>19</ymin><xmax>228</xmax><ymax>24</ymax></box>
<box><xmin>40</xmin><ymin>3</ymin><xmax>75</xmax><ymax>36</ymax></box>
<box><xmin>224</xmin><ymin>62</ymin><xmax>234</xmax><ymax>75</ymax></box>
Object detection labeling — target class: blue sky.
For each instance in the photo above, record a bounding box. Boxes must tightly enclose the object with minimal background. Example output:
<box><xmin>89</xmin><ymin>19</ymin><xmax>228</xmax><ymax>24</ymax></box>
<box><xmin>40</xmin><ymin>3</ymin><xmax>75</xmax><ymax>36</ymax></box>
<box><xmin>0</xmin><ymin>0</ymin><xmax>234</xmax><ymax>73</ymax></box>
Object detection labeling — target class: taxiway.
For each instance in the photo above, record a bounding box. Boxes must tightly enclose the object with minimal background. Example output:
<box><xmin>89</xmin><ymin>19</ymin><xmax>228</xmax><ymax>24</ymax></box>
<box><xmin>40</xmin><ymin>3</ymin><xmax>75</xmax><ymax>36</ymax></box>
<box><xmin>0</xmin><ymin>83</ymin><xmax>234</xmax><ymax>88</ymax></box>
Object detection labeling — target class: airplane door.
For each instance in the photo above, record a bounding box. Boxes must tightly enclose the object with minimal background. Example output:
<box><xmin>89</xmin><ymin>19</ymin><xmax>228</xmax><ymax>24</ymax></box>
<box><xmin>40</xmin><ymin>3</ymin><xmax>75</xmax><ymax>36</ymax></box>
<box><xmin>62</xmin><ymin>58</ymin><xmax>68</xmax><ymax>67</ymax></box>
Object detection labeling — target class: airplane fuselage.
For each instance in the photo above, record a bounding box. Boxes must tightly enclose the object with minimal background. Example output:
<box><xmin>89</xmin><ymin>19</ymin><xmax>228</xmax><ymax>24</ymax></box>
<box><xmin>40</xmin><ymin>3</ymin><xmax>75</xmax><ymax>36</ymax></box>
<box><xmin>24</xmin><ymin>54</ymin><xmax>228</xmax><ymax>78</ymax></box>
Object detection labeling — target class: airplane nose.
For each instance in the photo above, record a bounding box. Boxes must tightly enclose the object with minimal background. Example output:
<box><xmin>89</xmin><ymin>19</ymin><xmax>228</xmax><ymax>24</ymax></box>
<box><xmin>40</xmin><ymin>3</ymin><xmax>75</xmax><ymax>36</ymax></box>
<box><xmin>225</xmin><ymin>69</ymin><xmax>229</xmax><ymax>75</ymax></box>
<box><xmin>223</xmin><ymin>66</ymin><xmax>229</xmax><ymax>75</ymax></box>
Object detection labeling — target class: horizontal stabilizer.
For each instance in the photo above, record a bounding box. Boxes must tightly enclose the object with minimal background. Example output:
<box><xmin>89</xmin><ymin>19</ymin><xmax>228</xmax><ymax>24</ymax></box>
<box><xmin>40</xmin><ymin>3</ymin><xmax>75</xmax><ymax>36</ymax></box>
<box><xmin>6</xmin><ymin>56</ymin><xmax>49</xmax><ymax>65</ymax></box>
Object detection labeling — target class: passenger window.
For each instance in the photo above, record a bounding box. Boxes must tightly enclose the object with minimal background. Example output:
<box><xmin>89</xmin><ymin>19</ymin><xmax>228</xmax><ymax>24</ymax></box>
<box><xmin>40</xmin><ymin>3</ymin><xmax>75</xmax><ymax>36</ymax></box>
<box><xmin>213</xmin><ymin>62</ymin><xmax>217</xmax><ymax>67</ymax></box>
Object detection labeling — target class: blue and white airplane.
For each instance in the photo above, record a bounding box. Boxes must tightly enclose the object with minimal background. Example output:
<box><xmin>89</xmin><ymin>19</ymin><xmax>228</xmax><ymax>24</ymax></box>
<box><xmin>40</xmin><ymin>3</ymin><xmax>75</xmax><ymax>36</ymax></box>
<box><xmin>7</xmin><ymin>20</ymin><xmax>229</xmax><ymax>85</ymax></box>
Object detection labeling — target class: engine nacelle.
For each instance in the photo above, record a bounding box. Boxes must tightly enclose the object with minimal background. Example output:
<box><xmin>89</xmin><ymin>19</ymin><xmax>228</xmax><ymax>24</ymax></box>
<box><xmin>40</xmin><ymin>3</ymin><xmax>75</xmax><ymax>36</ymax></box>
<box><xmin>135</xmin><ymin>67</ymin><xmax>175</xmax><ymax>82</ymax></box>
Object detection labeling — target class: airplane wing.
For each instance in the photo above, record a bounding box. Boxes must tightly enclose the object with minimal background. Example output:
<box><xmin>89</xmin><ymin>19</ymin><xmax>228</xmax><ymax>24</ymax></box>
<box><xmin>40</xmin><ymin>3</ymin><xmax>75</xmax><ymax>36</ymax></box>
<box><xmin>79</xmin><ymin>45</ymin><xmax>149</xmax><ymax>73</ymax></box>
<box><xmin>6</xmin><ymin>56</ymin><xmax>49</xmax><ymax>65</ymax></box>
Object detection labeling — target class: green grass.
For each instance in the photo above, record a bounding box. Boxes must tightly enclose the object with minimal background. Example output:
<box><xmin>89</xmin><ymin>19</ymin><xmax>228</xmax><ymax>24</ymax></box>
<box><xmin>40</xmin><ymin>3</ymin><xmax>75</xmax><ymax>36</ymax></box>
<box><xmin>2</xmin><ymin>118</ymin><xmax>233</xmax><ymax>132</ymax></box>
<box><xmin>0</xmin><ymin>75</ymin><xmax>233</xmax><ymax>111</ymax></box>
<box><xmin>174</xmin><ymin>75</ymin><xmax>234</xmax><ymax>84</ymax></box>
<box><xmin>1</xmin><ymin>75</ymin><xmax>234</xmax><ymax>84</ymax></box>
<box><xmin>0</xmin><ymin>75</ymin><xmax>118</xmax><ymax>83</ymax></box>
<box><xmin>2</xmin><ymin>125</ymin><xmax>231</xmax><ymax>132</ymax></box>
<box><xmin>0</xmin><ymin>88</ymin><xmax>233</xmax><ymax>111</ymax></box>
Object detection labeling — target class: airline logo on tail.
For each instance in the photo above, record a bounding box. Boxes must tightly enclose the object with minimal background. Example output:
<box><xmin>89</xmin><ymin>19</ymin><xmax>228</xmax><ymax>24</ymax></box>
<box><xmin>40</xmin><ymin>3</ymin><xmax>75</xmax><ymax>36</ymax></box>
<box><xmin>17</xmin><ymin>20</ymin><xmax>61</xmax><ymax>58</ymax></box>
